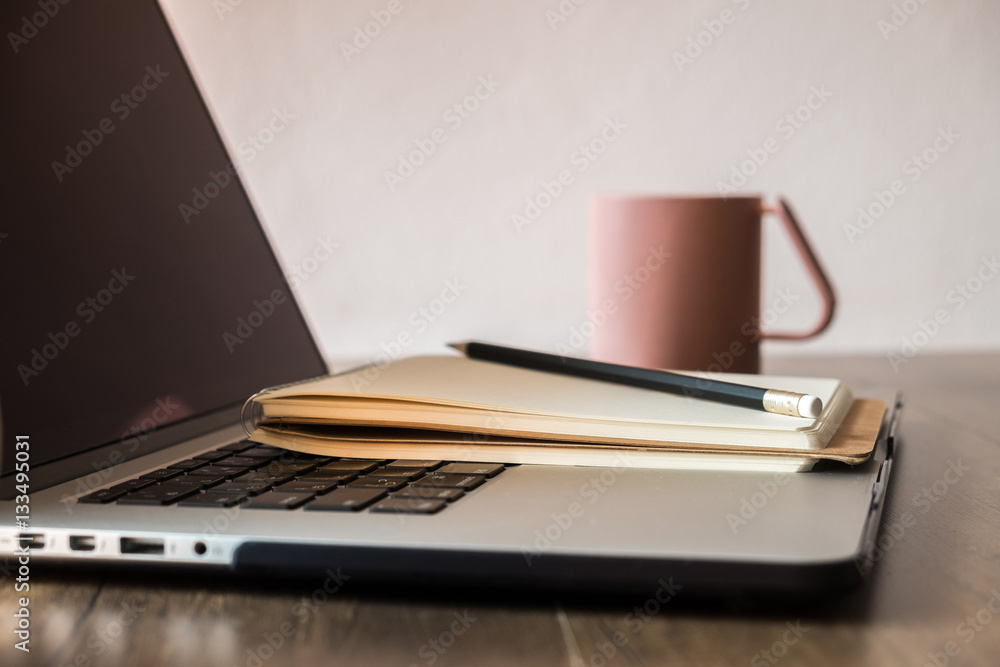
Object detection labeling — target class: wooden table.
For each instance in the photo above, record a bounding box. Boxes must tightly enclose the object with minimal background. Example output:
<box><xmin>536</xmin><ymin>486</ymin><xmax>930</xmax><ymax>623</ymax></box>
<box><xmin>3</xmin><ymin>353</ymin><xmax>999</xmax><ymax>666</ymax></box>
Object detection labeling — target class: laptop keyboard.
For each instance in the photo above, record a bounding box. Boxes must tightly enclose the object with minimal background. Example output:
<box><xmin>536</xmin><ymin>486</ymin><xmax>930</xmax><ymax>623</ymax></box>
<box><xmin>77</xmin><ymin>440</ymin><xmax>507</xmax><ymax>515</ymax></box>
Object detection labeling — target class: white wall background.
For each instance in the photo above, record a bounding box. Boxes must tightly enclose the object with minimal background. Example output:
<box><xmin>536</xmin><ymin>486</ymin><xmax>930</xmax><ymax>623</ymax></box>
<box><xmin>160</xmin><ymin>0</ymin><xmax>999</xmax><ymax>368</ymax></box>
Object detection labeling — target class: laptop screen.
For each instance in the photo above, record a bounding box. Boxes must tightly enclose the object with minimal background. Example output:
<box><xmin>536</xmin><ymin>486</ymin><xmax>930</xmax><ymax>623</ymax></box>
<box><xmin>0</xmin><ymin>0</ymin><xmax>327</xmax><ymax>478</ymax></box>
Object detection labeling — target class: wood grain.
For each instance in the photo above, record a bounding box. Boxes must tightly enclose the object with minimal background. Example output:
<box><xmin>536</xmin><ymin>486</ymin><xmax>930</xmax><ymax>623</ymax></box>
<box><xmin>2</xmin><ymin>353</ymin><xmax>999</xmax><ymax>666</ymax></box>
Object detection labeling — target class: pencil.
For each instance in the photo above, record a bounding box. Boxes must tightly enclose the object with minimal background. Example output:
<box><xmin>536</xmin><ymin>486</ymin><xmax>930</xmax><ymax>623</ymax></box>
<box><xmin>447</xmin><ymin>341</ymin><xmax>823</xmax><ymax>418</ymax></box>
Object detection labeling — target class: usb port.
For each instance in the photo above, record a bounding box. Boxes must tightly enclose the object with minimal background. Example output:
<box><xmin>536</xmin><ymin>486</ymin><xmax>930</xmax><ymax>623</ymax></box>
<box><xmin>120</xmin><ymin>537</ymin><xmax>164</xmax><ymax>555</ymax></box>
<box><xmin>69</xmin><ymin>535</ymin><xmax>96</xmax><ymax>552</ymax></box>
<box><xmin>18</xmin><ymin>533</ymin><xmax>44</xmax><ymax>549</ymax></box>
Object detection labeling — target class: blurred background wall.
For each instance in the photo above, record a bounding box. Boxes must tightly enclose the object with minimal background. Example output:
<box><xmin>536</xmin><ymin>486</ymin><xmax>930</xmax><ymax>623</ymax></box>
<box><xmin>160</xmin><ymin>0</ymin><xmax>999</xmax><ymax>369</ymax></box>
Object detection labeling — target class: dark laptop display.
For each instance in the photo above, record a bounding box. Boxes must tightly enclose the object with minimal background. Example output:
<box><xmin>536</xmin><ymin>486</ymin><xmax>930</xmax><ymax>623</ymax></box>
<box><xmin>0</xmin><ymin>0</ymin><xmax>326</xmax><ymax>479</ymax></box>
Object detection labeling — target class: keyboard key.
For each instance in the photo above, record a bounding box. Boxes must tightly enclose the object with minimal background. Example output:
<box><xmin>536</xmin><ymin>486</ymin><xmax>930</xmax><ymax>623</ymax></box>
<box><xmin>348</xmin><ymin>477</ymin><xmax>408</xmax><ymax>490</ymax></box>
<box><xmin>117</xmin><ymin>485</ymin><xmax>200</xmax><ymax>505</ymax></box>
<box><xmin>286</xmin><ymin>452</ymin><xmax>332</xmax><ymax>462</ymax></box>
<box><xmin>193</xmin><ymin>450</ymin><xmax>232</xmax><ymax>462</ymax></box>
<box><xmin>78</xmin><ymin>488</ymin><xmax>121</xmax><ymax>504</ymax></box>
<box><xmin>373</xmin><ymin>467</ymin><xmax>426</xmax><ymax>481</ymax></box>
<box><xmin>238</xmin><ymin>446</ymin><xmax>284</xmax><ymax>459</ymax></box>
<box><xmin>412</xmin><ymin>473</ymin><xmax>485</xmax><ymax>490</ymax></box>
<box><xmin>219</xmin><ymin>440</ymin><xmax>255</xmax><ymax>452</ymax></box>
<box><xmin>260</xmin><ymin>461</ymin><xmax>317</xmax><ymax>475</ymax></box>
<box><xmin>106</xmin><ymin>479</ymin><xmax>156</xmax><ymax>494</ymax></box>
<box><xmin>165</xmin><ymin>475</ymin><xmax>208</xmax><ymax>485</ymax></box>
<box><xmin>276</xmin><ymin>480</ymin><xmax>341</xmax><ymax>495</ymax></box>
<box><xmin>179</xmin><ymin>492</ymin><xmax>245</xmax><ymax>507</ymax></box>
<box><xmin>392</xmin><ymin>486</ymin><xmax>465</xmax><ymax>502</ymax></box>
<box><xmin>370</xmin><ymin>497</ymin><xmax>447</xmax><ymax>514</ymax></box>
<box><xmin>177</xmin><ymin>474</ymin><xmax>228</xmax><ymax>489</ymax></box>
<box><xmin>242</xmin><ymin>492</ymin><xmax>312</xmax><ymax>510</ymax></box>
<box><xmin>297</xmin><ymin>471</ymin><xmax>358</xmax><ymax>484</ymax></box>
<box><xmin>222</xmin><ymin>456</ymin><xmax>272</xmax><ymax>468</ymax></box>
<box><xmin>215</xmin><ymin>480</ymin><xmax>273</xmax><ymax>496</ymax></box>
<box><xmin>386</xmin><ymin>459</ymin><xmax>442</xmax><ymax>469</ymax></box>
<box><xmin>139</xmin><ymin>468</ymin><xmax>182</xmax><ymax>482</ymax></box>
<box><xmin>237</xmin><ymin>471</ymin><xmax>298</xmax><ymax>485</ymax></box>
<box><xmin>317</xmin><ymin>461</ymin><xmax>378</xmax><ymax>474</ymax></box>
<box><xmin>78</xmin><ymin>478</ymin><xmax>155</xmax><ymax>504</ymax></box>
<box><xmin>188</xmin><ymin>465</ymin><xmax>251</xmax><ymax>479</ymax></box>
<box><xmin>209</xmin><ymin>485</ymin><xmax>251</xmax><ymax>500</ymax></box>
<box><xmin>304</xmin><ymin>487</ymin><xmax>386</xmax><ymax>512</ymax></box>
<box><xmin>166</xmin><ymin>458</ymin><xmax>209</xmax><ymax>472</ymax></box>
<box><xmin>438</xmin><ymin>462</ymin><xmax>505</xmax><ymax>478</ymax></box>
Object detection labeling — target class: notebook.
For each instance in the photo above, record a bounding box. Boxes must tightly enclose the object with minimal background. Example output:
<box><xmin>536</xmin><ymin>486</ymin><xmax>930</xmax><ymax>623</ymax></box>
<box><xmin>242</xmin><ymin>356</ymin><xmax>884</xmax><ymax>472</ymax></box>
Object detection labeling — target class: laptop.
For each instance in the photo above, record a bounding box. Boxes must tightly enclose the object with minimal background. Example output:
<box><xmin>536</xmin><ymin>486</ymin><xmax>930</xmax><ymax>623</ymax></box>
<box><xmin>0</xmin><ymin>0</ymin><xmax>900</xmax><ymax>596</ymax></box>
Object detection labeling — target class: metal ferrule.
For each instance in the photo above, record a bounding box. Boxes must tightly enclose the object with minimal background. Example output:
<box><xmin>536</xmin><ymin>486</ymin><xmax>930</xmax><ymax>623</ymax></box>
<box><xmin>762</xmin><ymin>389</ymin><xmax>803</xmax><ymax>417</ymax></box>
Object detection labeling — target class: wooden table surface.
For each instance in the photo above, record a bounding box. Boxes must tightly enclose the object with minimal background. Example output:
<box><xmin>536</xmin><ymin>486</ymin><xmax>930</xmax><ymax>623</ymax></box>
<box><xmin>3</xmin><ymin>353</ymin><xmax>999</xmax><ymax>667</ymax></box>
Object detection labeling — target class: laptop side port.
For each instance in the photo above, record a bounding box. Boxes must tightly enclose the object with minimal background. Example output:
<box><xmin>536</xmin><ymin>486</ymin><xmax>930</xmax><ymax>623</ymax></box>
<box><xmin>69</xmin><ymin>535</ymin><xmax>96</xmax><ymax>552</ymax></box>
<box><xmin>120</xmin><ymin>537</ymin><xmax>165</xmax><ymax>555</ymax></box>
<box><xmin>18</xmin><ymin>534</ymin><xmax>44</xmax><ymax>549</ymax></box>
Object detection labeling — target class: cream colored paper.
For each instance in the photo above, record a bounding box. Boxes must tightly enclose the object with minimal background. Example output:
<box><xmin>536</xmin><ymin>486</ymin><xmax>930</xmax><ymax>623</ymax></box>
<box><xmin>247</xmin><ymin>356</ymin><xmax>851</xmax><ymax>451</ymax></box>
<box><xmin>250</xmin><ymin>398</ymin><xmax>885</xmax><ymax>472</ymax></box>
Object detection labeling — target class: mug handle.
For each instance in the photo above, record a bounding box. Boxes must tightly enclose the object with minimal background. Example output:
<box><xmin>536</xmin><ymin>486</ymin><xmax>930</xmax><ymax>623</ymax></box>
<box><xmin>759</xmin><ymin>198</ymin><xmax>836</xmax><ymax>340</ymax></box>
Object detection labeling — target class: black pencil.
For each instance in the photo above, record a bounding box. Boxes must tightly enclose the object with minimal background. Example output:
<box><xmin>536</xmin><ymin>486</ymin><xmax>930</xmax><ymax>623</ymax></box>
<box><xmin>447</xmin><ymin>341</ymin><xmax>822</xmax><ymax>418</ymax></box>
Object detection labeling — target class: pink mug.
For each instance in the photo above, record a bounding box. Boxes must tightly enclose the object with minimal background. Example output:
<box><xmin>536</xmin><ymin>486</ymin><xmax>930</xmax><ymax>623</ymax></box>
<box><xmin>588</xmin><ymin>195</ymin><xmax>835</xmax><ymax>374</ymax></box>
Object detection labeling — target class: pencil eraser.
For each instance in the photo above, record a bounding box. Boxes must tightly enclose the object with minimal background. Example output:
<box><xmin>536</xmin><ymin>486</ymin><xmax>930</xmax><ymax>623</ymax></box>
<box><xmin>798</xmin><ymin>395</ymin><xmax>823</xmax><ymax>419</ymax></box>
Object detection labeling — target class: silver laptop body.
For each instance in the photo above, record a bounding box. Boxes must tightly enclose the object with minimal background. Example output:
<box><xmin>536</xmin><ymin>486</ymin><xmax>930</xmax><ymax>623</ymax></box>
<box><xmin>0</xmin><ymin>0</ymin><xmax>897</xmax><ymax>596</ymax></box>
